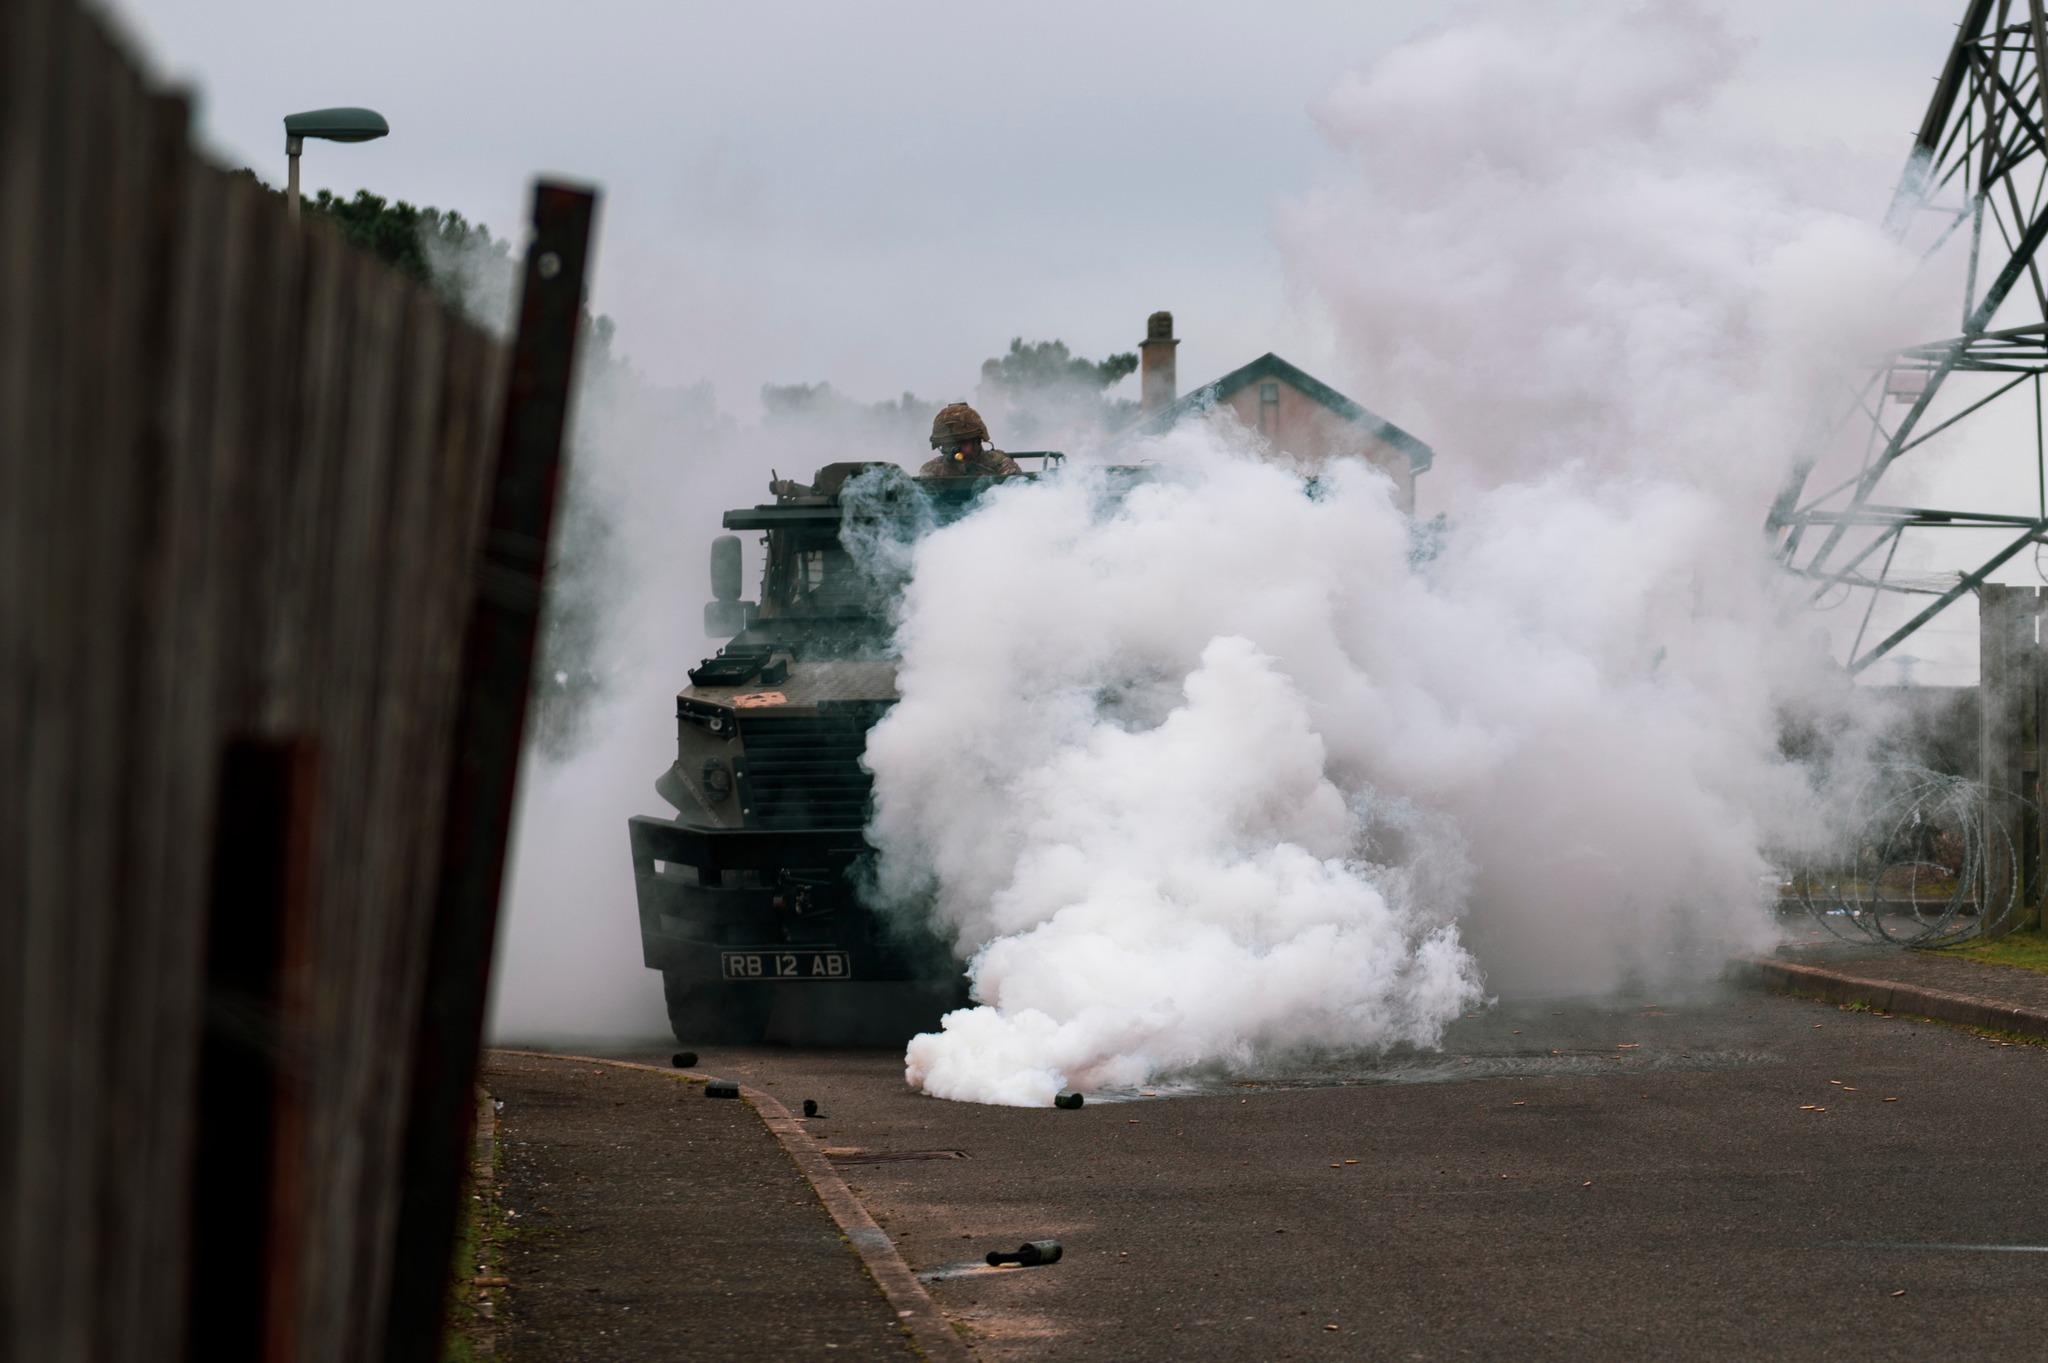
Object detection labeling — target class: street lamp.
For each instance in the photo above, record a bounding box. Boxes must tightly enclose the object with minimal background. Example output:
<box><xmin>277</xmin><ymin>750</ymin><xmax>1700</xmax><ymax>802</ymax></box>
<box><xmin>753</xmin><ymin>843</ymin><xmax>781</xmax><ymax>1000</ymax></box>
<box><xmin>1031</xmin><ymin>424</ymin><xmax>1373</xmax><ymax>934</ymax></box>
<box><xmin>284</xmin><ymin>106</ymin><xmax>390</xmax><ymax>224</ymax></box>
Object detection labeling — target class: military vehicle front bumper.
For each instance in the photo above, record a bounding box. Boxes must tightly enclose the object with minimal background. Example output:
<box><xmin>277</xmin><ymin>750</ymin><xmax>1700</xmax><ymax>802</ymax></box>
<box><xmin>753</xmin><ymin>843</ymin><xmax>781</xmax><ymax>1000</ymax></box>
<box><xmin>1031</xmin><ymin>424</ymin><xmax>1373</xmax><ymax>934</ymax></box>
<box><xmin>626</xmin><ymin>813</ymin><xmax>929</xmax><ymax>981</ymax></box>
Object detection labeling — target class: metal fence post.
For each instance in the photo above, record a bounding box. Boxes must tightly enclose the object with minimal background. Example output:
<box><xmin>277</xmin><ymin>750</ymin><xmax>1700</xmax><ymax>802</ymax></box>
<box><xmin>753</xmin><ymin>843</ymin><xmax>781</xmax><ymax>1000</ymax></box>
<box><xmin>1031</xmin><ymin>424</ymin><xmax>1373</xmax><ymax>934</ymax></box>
<box><xmin>1979</xmin><ymin>584</ymin><xmax>2044</xmax><ymax>933</ymax></box>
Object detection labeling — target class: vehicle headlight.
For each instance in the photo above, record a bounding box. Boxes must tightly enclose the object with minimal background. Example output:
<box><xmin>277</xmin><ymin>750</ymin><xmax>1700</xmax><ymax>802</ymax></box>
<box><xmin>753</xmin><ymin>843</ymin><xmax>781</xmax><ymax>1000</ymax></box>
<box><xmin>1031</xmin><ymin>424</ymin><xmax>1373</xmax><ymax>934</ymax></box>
<box><xmin>701</xmin><ymin>758</ymin><xmax>733</xmax><ymax>804</ymax></box>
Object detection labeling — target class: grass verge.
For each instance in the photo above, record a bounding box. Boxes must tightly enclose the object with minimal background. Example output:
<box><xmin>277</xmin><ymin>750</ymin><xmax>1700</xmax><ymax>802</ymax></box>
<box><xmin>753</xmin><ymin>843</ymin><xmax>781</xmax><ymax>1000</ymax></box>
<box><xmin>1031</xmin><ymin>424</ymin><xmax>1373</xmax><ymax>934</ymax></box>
<box><xmin>1935</xmin><ymin>929</ymin><xmax>2048</xmax><ymax>974</ymax></box>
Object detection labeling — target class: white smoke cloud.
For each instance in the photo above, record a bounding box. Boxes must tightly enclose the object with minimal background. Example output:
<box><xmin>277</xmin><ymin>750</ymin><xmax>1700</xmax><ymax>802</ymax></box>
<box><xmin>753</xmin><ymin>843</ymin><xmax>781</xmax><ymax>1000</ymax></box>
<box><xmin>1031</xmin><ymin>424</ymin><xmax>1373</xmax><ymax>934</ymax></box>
<box><xmin>417</xmin><ymin>217</ymin><xmax>688</xmax><ymax>1043</ymax></box>
<box><xmin>868</xmin><ymin>0</ymin><xmax>1935</xmax><ymax>1105</ymax></box>
<box><xmin>868</xmin><ymin>432</ymin><xmax>1798</xmax><ymax>1105</ymax></box>
<box><xmin>1280</xmin><ymin>1</ymin><xmax>1931</xmax><ymax>503</ymax></box>
<box><xmin>488</xmin><ymin>349</ymin><xmax>761</xmax><ymax>1043</ymax></box>
<box><xmin>872</xmin><ymin>448</ymin><xmax>1486</xmax><ymax>1108</ymax></box>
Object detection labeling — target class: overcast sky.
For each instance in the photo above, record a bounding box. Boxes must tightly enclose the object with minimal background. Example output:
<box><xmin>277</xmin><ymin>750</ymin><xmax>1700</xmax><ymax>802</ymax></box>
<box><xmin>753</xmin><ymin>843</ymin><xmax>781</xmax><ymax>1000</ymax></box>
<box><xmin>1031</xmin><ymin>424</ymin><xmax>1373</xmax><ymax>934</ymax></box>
<box><xmin>109</xmin><ymin>0</ymin><xmax>2013</xmax><ymax>681</ymax></box>
<box><xmin>108</xmin><ymin>0</ymin><xmax>1960</xmax><ymax>428</ymax></box>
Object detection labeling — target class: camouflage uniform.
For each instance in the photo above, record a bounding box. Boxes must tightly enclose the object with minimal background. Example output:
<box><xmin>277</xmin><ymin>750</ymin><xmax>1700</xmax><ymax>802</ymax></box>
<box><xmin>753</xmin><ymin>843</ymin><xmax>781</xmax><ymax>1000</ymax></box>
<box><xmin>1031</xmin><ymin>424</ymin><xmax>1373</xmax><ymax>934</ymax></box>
<box><xmin>918</xmin><ymin>401</ymin><xmax>1022</xmax><ymax>477</ymax></box>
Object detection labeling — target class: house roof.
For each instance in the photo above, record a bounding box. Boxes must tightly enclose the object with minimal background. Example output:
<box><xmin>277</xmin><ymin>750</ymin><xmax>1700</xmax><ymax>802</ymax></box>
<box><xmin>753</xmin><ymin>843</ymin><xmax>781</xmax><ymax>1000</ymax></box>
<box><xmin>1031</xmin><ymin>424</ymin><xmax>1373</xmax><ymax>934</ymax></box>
<box><xmin>1133</xmin><ymin>352</ymin><xmax>1433</xmax><ymax>474</ymax></box>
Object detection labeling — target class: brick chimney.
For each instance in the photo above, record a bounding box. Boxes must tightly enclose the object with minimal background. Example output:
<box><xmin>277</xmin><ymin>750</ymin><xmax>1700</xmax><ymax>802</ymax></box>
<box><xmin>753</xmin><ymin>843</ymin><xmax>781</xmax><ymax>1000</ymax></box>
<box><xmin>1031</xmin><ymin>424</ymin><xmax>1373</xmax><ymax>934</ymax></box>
<box><xmin>1139</xmin><ymin>310</ymin><xmax>1178</xmax><ymax>413</ymax></box>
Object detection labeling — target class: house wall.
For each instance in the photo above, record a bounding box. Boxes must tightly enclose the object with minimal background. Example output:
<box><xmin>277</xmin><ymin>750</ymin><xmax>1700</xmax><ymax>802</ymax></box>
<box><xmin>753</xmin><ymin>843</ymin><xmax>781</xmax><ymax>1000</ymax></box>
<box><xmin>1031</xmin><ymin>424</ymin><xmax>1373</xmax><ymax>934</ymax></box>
<box><xmin>1218</xmin><ymin>381</ymin><xmax>1417</xmax><ymax>511</ymax></box>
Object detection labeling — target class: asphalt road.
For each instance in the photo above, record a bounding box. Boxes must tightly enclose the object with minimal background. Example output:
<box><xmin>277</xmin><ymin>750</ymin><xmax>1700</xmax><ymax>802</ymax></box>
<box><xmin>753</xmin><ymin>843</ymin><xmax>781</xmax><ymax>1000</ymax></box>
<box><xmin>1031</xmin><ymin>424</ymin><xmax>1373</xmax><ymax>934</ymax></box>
<box><xmin>485</xmin><ymin>1053</ymin><xmax>918</xmax><ymax>1360</ymax></box>
<box><xmin>612</xmin><ymin>987</ymin><xmax>2048</xmax><ymax>1362</ymax></box>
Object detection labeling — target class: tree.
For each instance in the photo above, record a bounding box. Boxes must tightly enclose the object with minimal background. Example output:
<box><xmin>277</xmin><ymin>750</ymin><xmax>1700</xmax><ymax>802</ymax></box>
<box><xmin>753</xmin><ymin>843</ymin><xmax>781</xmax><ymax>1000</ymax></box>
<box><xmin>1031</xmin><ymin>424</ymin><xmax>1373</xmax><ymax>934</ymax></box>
<box><xmin>231</xmin><ymin>169</ymin><xmax>704</xmax><ymax>756</ymax></box>
<box><xmin>974</xmin><ymin>337</ymin><xmax>1139</xmax><ymax>446</ymax></box>
<box><xmin>761</xmin><ymin>382</ymin><xmax>935</xmax><ymax>436</ymax></box>
<box><xmin>228</xmin><ymin>171</ymin><xmax>535</xmax><ymax>331</ymax></box>
<box><xmin>978</xmin><ymin>337</ymin><xmax>1137</xmax><ymax>393</ymax></box>
<box><xmin>760</xmin><ymin>381</ymin><xmax>931</xmax><ymax>425</ymax></box>
<box><xmin>304</xmin><ymin>187</ymin><xmax>529</xmax><ymax>328</ymax></box>
<box><xmin>757</xmin><ymin>337</ymin><xmax>1140</xmax><ymax>456</ymax></box>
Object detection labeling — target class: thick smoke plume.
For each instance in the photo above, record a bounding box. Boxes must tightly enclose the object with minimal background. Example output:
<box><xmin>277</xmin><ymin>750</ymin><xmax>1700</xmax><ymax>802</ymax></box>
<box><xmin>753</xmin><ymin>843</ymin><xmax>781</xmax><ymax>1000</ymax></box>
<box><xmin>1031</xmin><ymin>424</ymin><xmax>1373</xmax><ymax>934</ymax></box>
<box><xmin>868</xmin><ymin>1</ymin><xmax>1937</xmax><ymax>1106</ymax></box>
<box><xmin>1279</xmin><ymin>2</ymin><xmax>1929</xmax><ymax>497</ymax></box>
<box><xmin>488</xmin><ymin>357</ymin><xmax>751</xmax><ymax>1043</ymax></box>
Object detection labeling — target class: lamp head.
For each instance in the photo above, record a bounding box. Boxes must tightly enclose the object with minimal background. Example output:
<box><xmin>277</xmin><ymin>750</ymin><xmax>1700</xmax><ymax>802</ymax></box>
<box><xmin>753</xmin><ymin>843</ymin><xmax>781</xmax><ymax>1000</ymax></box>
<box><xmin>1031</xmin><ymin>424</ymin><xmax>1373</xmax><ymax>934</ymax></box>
<box><xmin>284</xmin><ymin>107</ymin><xmax>390</xmax><ymax>150</ymax></box>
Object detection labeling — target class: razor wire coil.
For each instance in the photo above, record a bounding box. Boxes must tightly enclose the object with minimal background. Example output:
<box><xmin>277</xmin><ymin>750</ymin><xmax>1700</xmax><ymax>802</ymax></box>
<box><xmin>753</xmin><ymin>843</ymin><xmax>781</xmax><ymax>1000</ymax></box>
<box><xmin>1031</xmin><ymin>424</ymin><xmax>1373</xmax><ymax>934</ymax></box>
<box><xmin>1790</xmin><ymin>763</ymin><xmax>2030</xmax><ymax>947</ymax></box>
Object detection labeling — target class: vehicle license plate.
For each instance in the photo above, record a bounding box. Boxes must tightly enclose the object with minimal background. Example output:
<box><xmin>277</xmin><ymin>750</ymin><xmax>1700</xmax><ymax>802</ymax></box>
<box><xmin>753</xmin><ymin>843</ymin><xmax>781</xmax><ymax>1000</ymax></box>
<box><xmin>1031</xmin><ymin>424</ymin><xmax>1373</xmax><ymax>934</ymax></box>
<box><xmin>720</xmin><ymin>948</ymin><xmax>852</xmax><ymax>981</ymax></box>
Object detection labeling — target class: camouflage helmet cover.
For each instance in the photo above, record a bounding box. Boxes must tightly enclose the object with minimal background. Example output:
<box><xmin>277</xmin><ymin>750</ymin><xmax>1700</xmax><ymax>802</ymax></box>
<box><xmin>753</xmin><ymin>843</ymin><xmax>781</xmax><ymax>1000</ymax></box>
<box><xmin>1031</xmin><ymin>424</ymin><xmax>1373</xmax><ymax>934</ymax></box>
<box><xmin>929</xmin><ymin>401</ymin><xmax>991</xmax><ymax>449</ymax></box>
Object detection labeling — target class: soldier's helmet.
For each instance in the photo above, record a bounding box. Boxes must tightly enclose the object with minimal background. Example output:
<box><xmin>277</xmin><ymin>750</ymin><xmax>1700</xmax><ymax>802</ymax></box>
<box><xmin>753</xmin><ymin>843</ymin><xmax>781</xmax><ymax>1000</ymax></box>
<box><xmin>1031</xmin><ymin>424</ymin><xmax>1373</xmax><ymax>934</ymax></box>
<box><xmin>929</xmin><ymin>402</ymin><xmax>991</xmax><ymax>450</ymax></box>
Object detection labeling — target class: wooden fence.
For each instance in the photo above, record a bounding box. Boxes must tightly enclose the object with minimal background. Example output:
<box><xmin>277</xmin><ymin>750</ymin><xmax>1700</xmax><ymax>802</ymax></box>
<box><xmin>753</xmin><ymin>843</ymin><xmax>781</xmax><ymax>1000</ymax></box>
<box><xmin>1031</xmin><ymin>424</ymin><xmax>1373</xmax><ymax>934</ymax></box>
<box><xmin>1</xmin><ymin>1</ymin><xmax>592</xmax><ymax>1359</ymax></box>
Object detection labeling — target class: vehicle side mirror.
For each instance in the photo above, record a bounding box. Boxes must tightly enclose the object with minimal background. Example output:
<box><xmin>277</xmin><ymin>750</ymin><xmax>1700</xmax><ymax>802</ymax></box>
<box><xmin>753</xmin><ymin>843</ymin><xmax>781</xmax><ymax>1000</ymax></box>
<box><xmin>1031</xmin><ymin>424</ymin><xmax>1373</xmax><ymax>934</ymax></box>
<box><xmin>710</xmin><ymin>534</ymin><xmax>743</xmax><ymax>603</ymax></box>
<box><xmin>704</xmin><ymin>599</ymin><xmax>753</xmax><ymax>638</ymax></box>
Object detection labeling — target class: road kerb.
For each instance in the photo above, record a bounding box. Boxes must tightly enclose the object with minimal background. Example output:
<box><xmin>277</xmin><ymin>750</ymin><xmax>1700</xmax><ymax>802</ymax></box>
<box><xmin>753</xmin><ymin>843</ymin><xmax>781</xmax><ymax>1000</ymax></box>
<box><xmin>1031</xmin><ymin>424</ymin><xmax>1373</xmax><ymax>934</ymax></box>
<box><xmin>488</xmin><ymin>1049</ymin><xmax>970</xmax><ymax>1363</ymax></box>
<box><xmin>740</xmin><ymin>1081</ymin><xmax>973</xmax><ymax>1362</ymax></box>
<box><xmin>1737</xmin><ymin>957</ymin><xmax>2048</xmax><ymax>1040</ymax></box>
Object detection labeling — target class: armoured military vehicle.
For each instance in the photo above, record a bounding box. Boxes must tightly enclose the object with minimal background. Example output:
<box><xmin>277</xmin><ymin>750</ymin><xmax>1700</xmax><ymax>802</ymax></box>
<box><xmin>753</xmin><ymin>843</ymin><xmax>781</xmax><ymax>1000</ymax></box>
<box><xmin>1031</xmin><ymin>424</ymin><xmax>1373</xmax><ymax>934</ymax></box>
<box><xmin>627</xmin><ymin>457</ymin><xmax>1058</xmax><ymax>1044</ymax></box>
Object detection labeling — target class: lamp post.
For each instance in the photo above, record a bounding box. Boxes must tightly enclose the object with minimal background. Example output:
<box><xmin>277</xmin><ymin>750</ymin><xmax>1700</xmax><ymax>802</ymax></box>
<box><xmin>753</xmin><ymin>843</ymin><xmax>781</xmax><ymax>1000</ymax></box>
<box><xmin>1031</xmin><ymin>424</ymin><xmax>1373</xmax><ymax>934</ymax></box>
<box><xmin>284</xmin><ymin>107</ymin><xmax>390</xmax><ymax>224</ymax></box>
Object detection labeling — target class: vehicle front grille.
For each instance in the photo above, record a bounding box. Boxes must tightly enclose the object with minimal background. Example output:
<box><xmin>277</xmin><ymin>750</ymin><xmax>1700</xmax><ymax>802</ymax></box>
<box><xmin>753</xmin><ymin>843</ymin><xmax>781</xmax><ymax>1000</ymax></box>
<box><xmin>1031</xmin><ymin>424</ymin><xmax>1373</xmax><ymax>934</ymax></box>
<box><xmin>736</xmin><ymin>711</ymin><xmax>877</xmax><ymax>831</ymax></box>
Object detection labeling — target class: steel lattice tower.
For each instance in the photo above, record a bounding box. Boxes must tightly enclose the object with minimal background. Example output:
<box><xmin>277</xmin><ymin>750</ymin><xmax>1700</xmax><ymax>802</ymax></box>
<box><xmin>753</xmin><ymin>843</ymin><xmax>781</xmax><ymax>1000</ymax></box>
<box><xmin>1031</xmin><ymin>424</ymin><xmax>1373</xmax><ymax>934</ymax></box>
<box><xmin>1771</xmin><ymin>0</ymin><xmax>2048</xmax><ymax>676</ymax></box>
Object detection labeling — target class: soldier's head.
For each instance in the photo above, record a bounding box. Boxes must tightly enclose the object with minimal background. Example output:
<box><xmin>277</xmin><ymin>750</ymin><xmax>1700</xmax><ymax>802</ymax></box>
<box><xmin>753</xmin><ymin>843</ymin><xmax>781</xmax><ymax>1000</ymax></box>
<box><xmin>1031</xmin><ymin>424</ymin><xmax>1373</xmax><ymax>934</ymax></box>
<box><xmin>929</xmin><ymin>402</ymin><xmax>991</xmax><ymax>464</ymax></box>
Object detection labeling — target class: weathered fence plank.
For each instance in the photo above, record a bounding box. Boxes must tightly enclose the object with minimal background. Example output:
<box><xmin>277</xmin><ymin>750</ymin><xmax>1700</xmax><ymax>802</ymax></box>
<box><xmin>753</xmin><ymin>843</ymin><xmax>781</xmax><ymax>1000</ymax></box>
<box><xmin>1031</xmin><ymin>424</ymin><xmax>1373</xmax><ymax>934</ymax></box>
<box><xmin>104</xmin><ymin>84</ymin><xmax>199</xmax><ymax>1363</ymax></box>
<box><xmin>0</xmin><ymin>0</ymin><xmax>45</xmax><ymax>1320</ymax></box>
<box><xmin>26</xmin><ymin>7</ymin><xmax>105</xmax><ymax>1358</ymax></box>
<box><xmin>92</xmin><ymin>40</ymin><xmax>185</xmax><ymax>1363</ymax></box>
<box><xmin>341</xmin><ymin>289</ymin><xmax>451</xmax><ymax>1360</ymax></box>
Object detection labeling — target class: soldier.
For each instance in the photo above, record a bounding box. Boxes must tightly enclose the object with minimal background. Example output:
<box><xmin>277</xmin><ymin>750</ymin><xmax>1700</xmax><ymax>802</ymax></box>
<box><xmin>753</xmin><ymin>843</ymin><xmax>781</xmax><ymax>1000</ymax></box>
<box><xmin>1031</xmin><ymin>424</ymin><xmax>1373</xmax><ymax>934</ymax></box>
<box><xmin>919</xmin><ymin>402</ymin><xmax>1022</xmax><ymax>477</ymax></box>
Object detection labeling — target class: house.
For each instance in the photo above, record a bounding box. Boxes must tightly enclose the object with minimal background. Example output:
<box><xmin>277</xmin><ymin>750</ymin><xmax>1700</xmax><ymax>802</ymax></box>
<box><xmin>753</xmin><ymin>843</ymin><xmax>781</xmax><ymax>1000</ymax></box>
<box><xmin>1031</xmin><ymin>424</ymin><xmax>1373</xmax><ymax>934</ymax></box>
<box><xmin>1128</xmin><ymin>311</ymin><xmax>1432</xmax><ymax>512</ymax></box>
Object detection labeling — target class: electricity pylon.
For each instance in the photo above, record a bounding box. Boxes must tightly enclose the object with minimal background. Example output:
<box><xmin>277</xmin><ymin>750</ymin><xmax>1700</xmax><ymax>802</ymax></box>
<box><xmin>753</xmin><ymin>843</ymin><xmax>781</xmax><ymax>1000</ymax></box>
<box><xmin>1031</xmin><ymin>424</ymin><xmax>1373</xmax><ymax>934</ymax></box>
<box><xmin>1771</xmin><ymin>0</ymin><xmax>2048</xmax><ymax>674</ymax></box>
